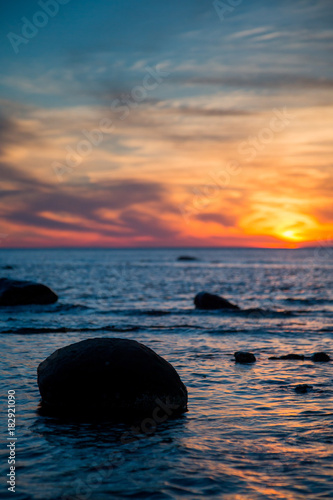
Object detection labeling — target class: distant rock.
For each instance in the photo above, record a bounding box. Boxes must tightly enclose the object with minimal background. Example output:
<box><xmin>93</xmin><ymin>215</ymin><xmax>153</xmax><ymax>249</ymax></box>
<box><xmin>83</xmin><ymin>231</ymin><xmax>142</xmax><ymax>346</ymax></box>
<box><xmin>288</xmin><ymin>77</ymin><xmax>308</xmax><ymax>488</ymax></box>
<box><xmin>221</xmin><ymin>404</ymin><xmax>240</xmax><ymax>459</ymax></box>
<box><xmin>194</xmin><ymin>291</ymin><xmax>239</xmax><ymax>310</ymax></box>
<box><xmin>1</xmin><ymin>265</ymin><xmax>14</xmax><ymax>270</ymax></box>
<box><xmin>234</xmin><ymin>351</ymin><xmax>256</xmax><ymax>364</ymax></box>
<box><xmin>177</xmin><ymin>256</ymin><xmax>198</xmax><ymax>261</ymax></box>
<box><xmin>269</xmin><ymin>354</ymin><xmax>305</xmax><ymax>360</ymax></box>
<box><xmin>0</xmin><ymin>278</ymin><xmax>58</xmax><ymax>306</ymax></box>
<box><xmin>311</xmin><ymin>352</ymin><xmax>331</xmax><ymax>362</ymax></box>
<box><xmin>37</xmin><ymin>338</ymin><xmax>188</xmax><ymax>418</ymax></box>
<box><xmin>295</xmin><ymin>384</ymin><xmax>313</xmax><ymax>394</ymax></box>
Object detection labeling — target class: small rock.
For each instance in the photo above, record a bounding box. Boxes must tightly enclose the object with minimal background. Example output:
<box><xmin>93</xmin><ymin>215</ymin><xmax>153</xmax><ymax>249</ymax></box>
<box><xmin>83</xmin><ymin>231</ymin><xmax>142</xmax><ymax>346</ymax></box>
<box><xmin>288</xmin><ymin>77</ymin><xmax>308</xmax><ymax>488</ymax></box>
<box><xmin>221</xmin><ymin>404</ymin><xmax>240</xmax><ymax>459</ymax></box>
<box><xmin>1</xmin><ymin>265</ymin><xmax>14</xmax><ymax>270</ymax></box>
<box><xmin>0</xmin><ymin>278</ymin><xmax>58</xmax><ymax>306</ymax></box>
<box><xmin>37</xmin><ymin>338</ymin><xmax>188</xmax><ymax>418</ymax></box>
<box><xmin>295</xmin><ymin>384</ymin><xmax>313</xmax><ymax>394</ymax></box>
<box><xmin>245</xmin><ymin>308</ymin><xmax>267</xmax><ymax>318</ymax></box>
<box><xmin>194</xmin><ymin>291</ymin><xmax>239</xmax><ymax>310</ymax></box>
<box><xmin>177</xmin><ymin>256</ymin><xmax>198</xmax><ymax>261</ymax></box>
<box><xmin>311</xmin><ymin>352</ymin><xmax>331</xmax><ymax>362</ymax></box>
<box><xmin>269</xmin><ymin>354</ymin><xmax>304</xmax><ymax>360</ymax></box>
<box><xmin>234</xmin><ymin>351</ymin><xmax>256</xmax><ymax>364</ymax></box>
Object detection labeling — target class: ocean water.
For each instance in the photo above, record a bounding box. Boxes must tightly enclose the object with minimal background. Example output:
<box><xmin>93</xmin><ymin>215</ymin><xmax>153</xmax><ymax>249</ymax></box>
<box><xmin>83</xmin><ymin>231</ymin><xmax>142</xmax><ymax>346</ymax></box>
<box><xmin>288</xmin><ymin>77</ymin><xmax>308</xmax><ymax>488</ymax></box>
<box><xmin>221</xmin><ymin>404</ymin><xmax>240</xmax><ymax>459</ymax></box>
<box><xmin>0</xmin><ymin>247</ymin><xmax>332</xmax><ymax>500</ymax></box>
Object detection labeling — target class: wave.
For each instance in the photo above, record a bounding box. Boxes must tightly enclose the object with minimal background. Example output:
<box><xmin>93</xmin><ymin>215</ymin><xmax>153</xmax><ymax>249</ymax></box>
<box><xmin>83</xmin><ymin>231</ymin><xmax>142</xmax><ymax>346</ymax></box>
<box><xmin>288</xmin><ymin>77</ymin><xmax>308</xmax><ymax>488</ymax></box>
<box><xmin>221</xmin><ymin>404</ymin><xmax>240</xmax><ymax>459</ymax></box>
<box><xmin>0</xmin><ymin>303</ymin><xmax>91</xmax><ymax>313</ymax></box>
<box><xmin>92</xmin><ymin>307</ymin><xmax>295</xmax><ymax>317</ymax></box>
<box><xmin>52</xmin><ymin>303</ymin><xmax>92</xmax><ymax>312</ymax></box>
<box><xmin>0</xmin><ymin>325</ymin><xmax>141</xmax><ymax>334</ymax></box>
<box><xmin>284</xmin><ymin>297</ymin><xmax>332</xmax><ymax>305</ymax></box>
<box><xmin>126</xmin><ymin>309</ymin><xmax>172</xmax><ymax>316</ymax></box>
<box><xmin>2</xmin><ymin>324</ymin><xmax>329</xmax><ymax>336</ymax></box>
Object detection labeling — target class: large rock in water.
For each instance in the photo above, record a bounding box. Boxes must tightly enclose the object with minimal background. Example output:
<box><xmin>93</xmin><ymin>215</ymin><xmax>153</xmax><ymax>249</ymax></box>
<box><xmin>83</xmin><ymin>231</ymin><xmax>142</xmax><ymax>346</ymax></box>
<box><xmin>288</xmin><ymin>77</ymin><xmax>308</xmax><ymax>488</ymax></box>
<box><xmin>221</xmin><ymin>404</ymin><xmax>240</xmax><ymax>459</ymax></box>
<box><xmin>37</xmin><ymin>338</ymin><xmax>188</xmax><ymax>418</ymax></box>
<box><xmin>194</xmin><ymin>291</ymin><xmax>239</xmax><ymax>310</ymax></box>
<box><xmin>0</xmin><ymin>278</ymin><xmax>58</xmax><ymax>306</ymax></box>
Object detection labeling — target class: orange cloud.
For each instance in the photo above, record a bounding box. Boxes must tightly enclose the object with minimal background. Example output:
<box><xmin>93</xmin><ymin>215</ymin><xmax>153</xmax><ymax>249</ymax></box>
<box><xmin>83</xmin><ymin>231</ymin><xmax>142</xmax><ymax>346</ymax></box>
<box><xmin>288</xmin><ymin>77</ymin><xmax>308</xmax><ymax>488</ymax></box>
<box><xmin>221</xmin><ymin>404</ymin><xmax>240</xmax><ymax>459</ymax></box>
<box><xmin>0</xmin><ymin>96</ymin><xmax>332</xmax><ymax>248</ymax></box>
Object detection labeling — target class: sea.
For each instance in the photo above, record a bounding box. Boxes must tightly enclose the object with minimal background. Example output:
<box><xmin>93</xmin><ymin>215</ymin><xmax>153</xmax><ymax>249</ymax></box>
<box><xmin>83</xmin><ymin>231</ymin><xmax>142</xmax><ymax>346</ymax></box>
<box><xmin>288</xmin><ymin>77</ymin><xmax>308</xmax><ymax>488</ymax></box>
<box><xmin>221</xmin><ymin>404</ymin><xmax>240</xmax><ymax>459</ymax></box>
<box><xmin>0</xmin><ymin>247</ymin><xmax>332</xmax><ymax>500</ymax></box>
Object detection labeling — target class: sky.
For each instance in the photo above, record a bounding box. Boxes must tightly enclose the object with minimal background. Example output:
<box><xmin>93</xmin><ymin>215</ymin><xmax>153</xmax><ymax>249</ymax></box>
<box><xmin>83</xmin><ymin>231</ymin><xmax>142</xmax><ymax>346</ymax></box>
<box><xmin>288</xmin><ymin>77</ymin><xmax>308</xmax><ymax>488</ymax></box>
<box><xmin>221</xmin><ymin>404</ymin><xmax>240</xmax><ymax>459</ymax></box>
<box><xmin>0</xmin><ymin>0</ymin><xmax>332</xmax><ymax>248</ymax></box>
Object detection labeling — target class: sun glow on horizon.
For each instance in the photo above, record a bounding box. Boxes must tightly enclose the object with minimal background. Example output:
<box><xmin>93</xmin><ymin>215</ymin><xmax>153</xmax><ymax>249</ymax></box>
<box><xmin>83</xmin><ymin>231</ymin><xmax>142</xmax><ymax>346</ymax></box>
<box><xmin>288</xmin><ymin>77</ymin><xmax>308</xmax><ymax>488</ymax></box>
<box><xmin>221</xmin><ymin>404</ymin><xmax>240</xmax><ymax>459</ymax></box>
<box><xmin>280</xmin><ymin>229</ymin><xmax>303</xmax><ymax>242</ymax></box>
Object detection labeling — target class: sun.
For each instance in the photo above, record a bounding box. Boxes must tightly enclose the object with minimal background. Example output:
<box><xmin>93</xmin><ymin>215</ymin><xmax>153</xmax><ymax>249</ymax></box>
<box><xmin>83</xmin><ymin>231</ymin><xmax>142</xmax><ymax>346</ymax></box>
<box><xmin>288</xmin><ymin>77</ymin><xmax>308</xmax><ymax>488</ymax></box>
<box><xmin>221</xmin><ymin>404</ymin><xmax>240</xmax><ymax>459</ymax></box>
<box><xmin>281</xmin><ymin>229</ymin><xmax>301</xmax><ymax>241</ymax></box>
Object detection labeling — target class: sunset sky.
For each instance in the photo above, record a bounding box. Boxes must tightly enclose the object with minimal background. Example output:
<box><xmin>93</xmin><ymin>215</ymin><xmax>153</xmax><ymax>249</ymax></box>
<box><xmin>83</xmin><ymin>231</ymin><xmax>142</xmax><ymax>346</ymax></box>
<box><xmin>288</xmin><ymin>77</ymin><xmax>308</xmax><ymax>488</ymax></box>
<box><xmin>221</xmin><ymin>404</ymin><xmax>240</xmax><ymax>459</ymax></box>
<box><xmin>1</xmin><ymin>0</ymin><xmax>332</xmax><ymax>248</ymax></box>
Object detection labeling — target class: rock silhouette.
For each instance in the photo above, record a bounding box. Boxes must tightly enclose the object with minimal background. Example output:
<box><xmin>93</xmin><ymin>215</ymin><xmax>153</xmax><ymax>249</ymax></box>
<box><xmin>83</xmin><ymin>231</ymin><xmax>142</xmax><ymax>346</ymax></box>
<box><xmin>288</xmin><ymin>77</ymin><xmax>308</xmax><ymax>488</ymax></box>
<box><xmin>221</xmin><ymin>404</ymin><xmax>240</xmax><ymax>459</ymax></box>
<box><xmin>0</xmin><ymin>278</ymin><xmax>58</xmax><ymax>306</ymax></box>
<box><xmin>269</xmin><ymin>354</ymin><xmax>305</xmax><ymax>360</ymax></box>
<box><xmin>269</xmin><ymin>352</ymin><xmax>331</xmax><ymax>362</ymax></box>
<box><xmin>194</xmin><ymin>292</ymin><xmax>239</xmax><ymax>310</ymax></box>
<box><xmin>37</xmin><ymin>338</ymin><xmax>188</xmax><ymax>418</ymax></box>
<box><xmin>311</xmin><ymin>352</ymin><xmax>330</xmax><ymax>362</ymax></box>
<box><xmin>295</xmin><ymin>384</ymin><xmax>313</xmax><ymax>394</ymax></box>
<box><xmin>234</xmin><ymin>351</ymin><xmax>256</xmax><ymax>364</ymax></box>
<box><xmin>177</xmin><ymin>256</ymin><xmax>198</xmax><ymax>261</ymax></box>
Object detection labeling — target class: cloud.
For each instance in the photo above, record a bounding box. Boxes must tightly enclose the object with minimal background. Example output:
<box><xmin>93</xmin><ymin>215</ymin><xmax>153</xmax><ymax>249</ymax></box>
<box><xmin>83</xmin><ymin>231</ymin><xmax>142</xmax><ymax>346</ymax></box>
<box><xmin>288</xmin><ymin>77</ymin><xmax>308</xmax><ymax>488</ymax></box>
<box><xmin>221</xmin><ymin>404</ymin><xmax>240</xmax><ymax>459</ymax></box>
<box><xmin>2</xmin><ymin>178</ymin><xmax>179</xmax><ymax>241</ymax></box>
<box><xmin>175</xmin><ymin>74</ymin><xmax>333</xmax><ymax>90</ymax></box>
<box><xmin>195</xmin><ymin>213</ymin><xmax>236</xmax><ymax>227</ymax></box>
<box><xmin>0</xmin><ymin>111</ymin><xmax>38</xmax><ymax>155</ymax></box>
<box><xmin>165</xmin><ymin>106</ymin><xmax>251</xmax><ymax>117</ymax></box>
<box><xmin>227</xmin><ymin>27</ymin><xmax>273</xmax><ymax>40</ymax></box>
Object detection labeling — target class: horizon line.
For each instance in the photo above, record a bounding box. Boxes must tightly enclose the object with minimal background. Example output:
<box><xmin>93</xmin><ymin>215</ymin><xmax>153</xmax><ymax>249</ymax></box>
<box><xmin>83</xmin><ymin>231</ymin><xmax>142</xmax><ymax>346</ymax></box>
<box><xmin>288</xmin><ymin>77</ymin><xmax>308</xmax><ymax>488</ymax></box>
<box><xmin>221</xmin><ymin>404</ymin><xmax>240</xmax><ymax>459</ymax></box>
<box><xmin>0</xmin><ymin>245</ymin><xmax>331</xmax><ymax>251</ymax></box>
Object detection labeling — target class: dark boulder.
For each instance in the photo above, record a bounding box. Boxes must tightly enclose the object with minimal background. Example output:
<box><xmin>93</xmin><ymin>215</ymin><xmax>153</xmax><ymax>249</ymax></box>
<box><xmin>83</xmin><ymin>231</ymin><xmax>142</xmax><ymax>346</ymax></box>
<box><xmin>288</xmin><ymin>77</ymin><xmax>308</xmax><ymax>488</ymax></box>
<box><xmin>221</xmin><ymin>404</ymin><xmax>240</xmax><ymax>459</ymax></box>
<box><xmin>1</xmin><ymin>265</ymin><xmax>14</xmax><ymax>270</ymax></box>
<box><xmin>269</xmin><ymin>354</ymin><xmax>304</xmax><ymax>360</ymax></box>
<box><xmin>177</xmin><ymin>256</ymin><xmax>198</xmax><ymax>261</ymax></box>
<box><xmin>37</xmin><ymin>338</ymin><xmax>188</xmax><ymax>418</ymax></box>
<box><xmin>295</xmin><ymin>384</ymin><xmax>313</xmax><ymax>394</ymax></box>
<box><xmin>311</xmin><ymin>352</ymin><xmax>331</xmax><ymax>362</ymax></box>
<box><xmin>234</xmin><ymin>351</ymin><xmax>256</xmax><ymax>364</ymax></box>
<box><xmin>194</xmin><ymin>291</ymin><xmax>239</xmax><ymax>310</ymax></box>
<box><xmin>0</xmin><ymin>278</ymin><xmax>58</xmax><ymax>306</ymax></box>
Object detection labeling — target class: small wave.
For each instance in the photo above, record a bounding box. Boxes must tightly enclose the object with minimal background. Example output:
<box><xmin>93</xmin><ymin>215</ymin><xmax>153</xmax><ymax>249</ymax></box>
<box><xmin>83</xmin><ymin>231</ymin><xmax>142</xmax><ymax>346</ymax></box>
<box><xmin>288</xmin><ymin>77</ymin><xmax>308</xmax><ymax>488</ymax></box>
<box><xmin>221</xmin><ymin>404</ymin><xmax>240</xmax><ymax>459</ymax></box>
<box><xmin>53</xmin><ymin>303</ymin><xmax>91</xmax><ymax>312</ymax></box>
<box><xmin>98</xmin><ymin>308</ymin><xmax>187</xmax><ymax>316</ymax></box>
<box><xmin>130</xmin><ymin>309</ymin><xmax>172</xmax><ymax>316</ymax></box>
<box><xmin>0</xmin><ymin>303</ymin><xmax>91</xmax><ymax>313</ymax></box>
<box><xmin>0</xmin><ymin>325</ymin><xmax>141</xmax><ymax>334</ymax></box>
<box><xmin>284</xmin><ymin>297</ymin><xmax>332</xmax><ymax>305</ymax></box>
<box><xmin>241</xmin><ymin>308</ymin><xmax>294</xmax><ymax>318</ymax></box>
<box><xmin>0</xmin><ymin>304</ymin><xmax>299</xmax><ymax>318</ymax></box>
<box><xmin>193</xmin><ymin>307</ymin><xmax>294</xmax><ymax>318</ymax></box>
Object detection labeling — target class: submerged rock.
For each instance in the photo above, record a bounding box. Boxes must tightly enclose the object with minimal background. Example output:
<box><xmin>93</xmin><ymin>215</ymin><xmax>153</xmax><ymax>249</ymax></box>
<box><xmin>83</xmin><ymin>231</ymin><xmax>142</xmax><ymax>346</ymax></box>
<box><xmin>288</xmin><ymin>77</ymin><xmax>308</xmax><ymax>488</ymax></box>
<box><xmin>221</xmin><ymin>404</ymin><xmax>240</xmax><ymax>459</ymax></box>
<box><xmin>245</xmin><ymin>308</ymin><xmax>267</xmax><ymax>318</ymax></box>
<box><xmin>37</xmin><ymin>338</ymin><xmax>188</xmax><ymax>418</ymax></box>
<box><xmin>269</xmin><ymin>354</ymin><xmax>305</xmax><ymax>360</ymax></box>
<box><xmin>1</xmin><ymin>265</ymin><xmax>14</xmax><ymax>270</ymax></box>
<box><xmin>295</xmin><ymin>384</ymin><xmax>313</xmax><ymax>394</ymax></box>
<box><xmin>311</xmin><ymin>352</ymin><xmax>331</xmax><ymax>362</ymax></box>
<box><xmin>194</xmin><ymin>292</ymin><xmax>239</xmax><ymax>310</ymax></box>
<box><xmin>0</xmin><ymin>278</ymin><xmax>58</xmax><ymax>306</ymax></box>
<box><xmin>177</xmin><ymin>255</ymin><xmax>198</xmax><ymax>261</ymax></box>
<box><xmin>234</xmin><ymin>351</ymin><xmax>256</xmax><ymax>364</ymax></box>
